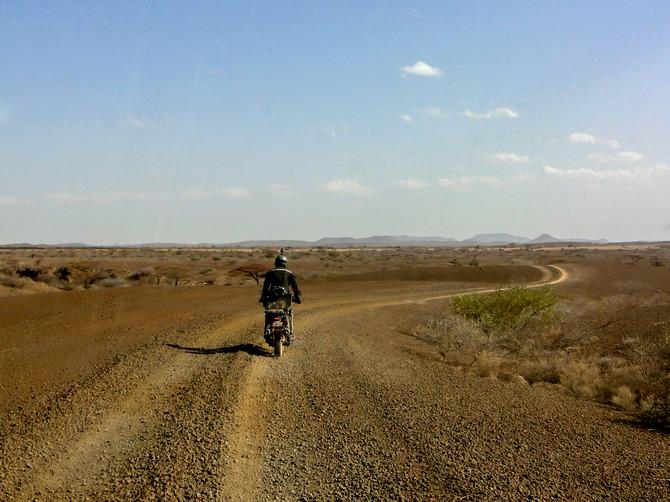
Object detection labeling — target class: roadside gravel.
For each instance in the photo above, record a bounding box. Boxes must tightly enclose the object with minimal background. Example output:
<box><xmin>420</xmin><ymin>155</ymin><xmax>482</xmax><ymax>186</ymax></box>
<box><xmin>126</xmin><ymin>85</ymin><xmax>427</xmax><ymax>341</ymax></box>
<box><xmin>254</xmin><ymin>303</ymin><xmax>669</xmax><ymax>501</ymax></box>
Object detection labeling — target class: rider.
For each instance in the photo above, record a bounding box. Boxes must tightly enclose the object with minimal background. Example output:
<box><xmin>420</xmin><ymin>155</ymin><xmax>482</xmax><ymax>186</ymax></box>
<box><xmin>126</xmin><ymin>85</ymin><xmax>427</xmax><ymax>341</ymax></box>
<box><xmin>260</xmin><ymin>254</ymin><xmax>302</xmax><ymax>341</ymax></box>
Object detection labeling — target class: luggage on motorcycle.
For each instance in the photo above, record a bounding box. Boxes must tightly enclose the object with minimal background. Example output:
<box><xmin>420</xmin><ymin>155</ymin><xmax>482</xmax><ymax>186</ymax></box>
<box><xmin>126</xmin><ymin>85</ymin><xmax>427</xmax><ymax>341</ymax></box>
<box><xmin>268</xmin><ymin>285</ymin><xmax>289</xmax><ymax>301</ymax></box>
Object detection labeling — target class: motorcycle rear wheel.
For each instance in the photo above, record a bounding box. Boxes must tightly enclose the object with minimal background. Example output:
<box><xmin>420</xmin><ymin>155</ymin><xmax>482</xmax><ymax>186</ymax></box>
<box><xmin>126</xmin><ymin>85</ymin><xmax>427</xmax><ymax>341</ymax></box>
<box><xmin>274</xmin><ymin>335</ymin><xmax>283</xmax><ymax>358</ymax></box>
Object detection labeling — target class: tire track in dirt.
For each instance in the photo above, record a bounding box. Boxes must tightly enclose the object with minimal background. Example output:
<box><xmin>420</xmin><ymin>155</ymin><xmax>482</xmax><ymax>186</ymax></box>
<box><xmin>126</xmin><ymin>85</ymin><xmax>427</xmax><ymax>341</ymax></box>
<box><xmin>13</xmin><ymin>312</ymin><xmax>259</xmax><ymax>500</ymax></box>
<box><xmin>221</xmin><ymin>263</ymin><xmax>668</xmax><ymax>501</ymax></box>
<box><xmin>1</xmin><ymin>265</ymin><xmax>567</xmax><ymax>500</ymax></box>
<box><xmin>219</xmin><ymin>265</ymin><xmax>569</xmax><ymax>500</ymax></box>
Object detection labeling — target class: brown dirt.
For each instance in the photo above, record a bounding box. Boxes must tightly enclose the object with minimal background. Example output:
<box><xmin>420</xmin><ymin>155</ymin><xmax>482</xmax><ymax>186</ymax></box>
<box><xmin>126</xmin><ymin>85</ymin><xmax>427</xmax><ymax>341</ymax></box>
<box><xmin>0</xmin><ymin>253</ymin><xmax>668</xmax><ymax>500</ymax></box>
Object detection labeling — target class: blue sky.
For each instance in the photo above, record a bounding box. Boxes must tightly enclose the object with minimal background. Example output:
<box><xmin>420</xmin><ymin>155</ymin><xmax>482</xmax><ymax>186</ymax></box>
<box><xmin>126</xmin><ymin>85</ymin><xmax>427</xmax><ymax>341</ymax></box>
<box><xmin>1</xmin><ymin>1</ymin><xmax>669</xmax><ymax>244</ymax></box>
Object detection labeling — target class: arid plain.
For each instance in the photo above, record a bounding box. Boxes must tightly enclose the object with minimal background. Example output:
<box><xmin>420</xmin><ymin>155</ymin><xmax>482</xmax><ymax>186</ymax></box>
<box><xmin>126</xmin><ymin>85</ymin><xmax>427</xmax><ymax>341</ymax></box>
<box><xmin>1</xmin><ymin>244</ymin><xmax>669</xmax><ymax>500</ymax></box>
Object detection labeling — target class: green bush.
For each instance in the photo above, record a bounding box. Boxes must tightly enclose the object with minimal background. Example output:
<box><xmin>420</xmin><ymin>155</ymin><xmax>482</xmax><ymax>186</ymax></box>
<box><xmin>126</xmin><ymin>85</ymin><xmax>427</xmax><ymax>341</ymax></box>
<box><xmin>451</xmin><ymin>286</ymin><xmax>558</xmax><ymax>332</ymax></box>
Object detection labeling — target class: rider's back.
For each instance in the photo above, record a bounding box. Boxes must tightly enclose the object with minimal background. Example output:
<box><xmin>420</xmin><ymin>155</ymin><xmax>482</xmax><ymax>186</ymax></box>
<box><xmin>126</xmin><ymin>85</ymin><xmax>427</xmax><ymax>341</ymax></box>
<box><xmin>264</xmin><ymin>267</ymin><xmax>295</xmax><ymax>291</ymax></box>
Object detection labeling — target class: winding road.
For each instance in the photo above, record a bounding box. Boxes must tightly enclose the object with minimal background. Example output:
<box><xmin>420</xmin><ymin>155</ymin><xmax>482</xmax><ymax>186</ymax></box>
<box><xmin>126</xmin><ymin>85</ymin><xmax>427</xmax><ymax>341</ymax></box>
<box><xmin>1</xmin><ymin>264</ymin><xmax>668</xmax><ymax>501</ymax></box>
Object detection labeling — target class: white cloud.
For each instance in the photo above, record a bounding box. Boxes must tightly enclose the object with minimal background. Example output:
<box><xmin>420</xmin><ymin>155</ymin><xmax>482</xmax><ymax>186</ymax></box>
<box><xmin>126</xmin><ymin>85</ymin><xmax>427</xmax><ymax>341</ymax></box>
<box><xmin>656</xmin><ymin>164</ymin><xmax>670</xmax><ymax>173</ymax></box>
<box><xmin>543</xmin><ymin>165</ymin><xmax>641</xmax><ymax>180</ymax></box>
<box><xmin>270</xmin><ymin>184</ymin><xmax>291</xmax><ymax>195</ymax></box>
<box><xmin>0</xmin><ymin>195</ymin><xmax>31</xmax><ymax>204</ymax></box>
<box><xmin>567</xmin><ymin>132</ymin><xmax>620</xmax><ymax>149</ymax></box>
<box><xmin>221</xmin><ymin>187</ymin><xmax>248</xmax><ymax>198</ymax></box>
<box><xmin>398</xmin><ymin>178</ymin><xmax>429</xmax><ymax>190</ymax></box>
<box><xmin>400</xmin><ymin>61</ymin><xmax>443</xmax><ymax>77</ymax></box>
<box><xmin>462</xmin><ymin>107</ymin><xmax>519</xmax><ymax>120</ymax></box>
<box><xmin>181</xmin><ymin>187</ymin><xmax>247</xmax><ymax>199</ymax></box>
<box><xmin>601</xmin><ymin>139</ymin><xmax>621</xmax><ymax>149</ymax></box>
<box><xmin>437</xmin><ymin>176</ymin><xmax>498</xmax><ymax>190</ymax></box>
<box><xmin>400</xmin><ymin>114</ymin><xmax>414</xmax><ymax>124</ymax></box>
<box><xmin>487</xmin><ymin>152</ymin><xmax>530</xmax><ymax>163</ymax></box>
<box><xmin>323</xmin><ymin>179</ymin><xmax>371</xmax><ymax>195</ymax></box>
<box><xmin>423</xmin><ymin>107</ymin><xmax>447</xmax><ymax>118</ymax></box>
<box><xmin>568</xmin><ymin>132</ymin><xmax>596</xmax><ymax>144</ymax></box>
<box><xmin>587</xmin><ymin>151</ymin><xmax>645</xmax><ymax>163</ymax></box>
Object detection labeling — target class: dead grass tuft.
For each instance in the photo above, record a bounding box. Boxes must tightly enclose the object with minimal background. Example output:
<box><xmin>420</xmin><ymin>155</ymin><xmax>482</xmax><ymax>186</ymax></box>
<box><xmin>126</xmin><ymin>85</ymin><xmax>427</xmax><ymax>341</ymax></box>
<box><xmin>407</xmin><ymin>289</ymin><xmax>670</xmax><ymax>427</ymax></box>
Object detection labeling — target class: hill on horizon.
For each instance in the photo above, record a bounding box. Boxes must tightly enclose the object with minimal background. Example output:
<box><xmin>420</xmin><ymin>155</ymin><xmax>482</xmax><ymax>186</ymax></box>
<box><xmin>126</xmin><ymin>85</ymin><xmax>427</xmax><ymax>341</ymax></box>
<box><xmin>0</xmin><ymin>233</ymin><xmax>615</xmax><ymax>248</ymax></box>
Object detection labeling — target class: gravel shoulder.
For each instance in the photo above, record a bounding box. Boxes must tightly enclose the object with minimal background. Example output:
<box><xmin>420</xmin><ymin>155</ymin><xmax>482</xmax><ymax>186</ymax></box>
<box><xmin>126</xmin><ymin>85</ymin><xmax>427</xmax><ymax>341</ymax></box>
<box><xmin>251</xmin><ymin>301</ymin><xmax>668</xmax><ymax>501</ymax></box>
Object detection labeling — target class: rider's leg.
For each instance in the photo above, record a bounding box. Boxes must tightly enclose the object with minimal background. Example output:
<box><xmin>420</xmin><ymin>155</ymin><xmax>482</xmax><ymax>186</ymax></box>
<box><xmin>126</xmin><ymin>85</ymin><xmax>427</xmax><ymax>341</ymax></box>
<box><xmin>264</xmin><ymin>312</ymin><xmax>272</xmax><ymax>335</ymax></box>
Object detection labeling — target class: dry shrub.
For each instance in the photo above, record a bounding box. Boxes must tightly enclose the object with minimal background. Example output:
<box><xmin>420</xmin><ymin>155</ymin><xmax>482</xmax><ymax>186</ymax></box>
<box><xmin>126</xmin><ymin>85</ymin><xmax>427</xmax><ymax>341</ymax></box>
<box><xmin>95</xmin><ymin>278</ymin><xmax>126</xmax><ymax>288</ymax></box>
<box><xmin>611</xmin><ymin>385</ymin><xmax>637</xmax><ymax>409</ymax></box>
<box><xmin>640</xmin><ymin>375</ymin><xmax>670</xmax><ymax>426</ymax></box>
<box><xmin>518</xmin><ymin>358</ymin><xmax>560</xmax><ymax>385</ymax></box>
<box><xmin>511</xmin><ymin>375</ymin><xmax>529</xmax><ymax>386</ymax></box>
<box><xmin>127</xmin><ymin>267</ymin><xmax>155</xmax><ymax>281</ymax></box>
<box><xmin>408</xmin><ymin>288</ymin><xmax>670</xmax><ymax>427</ymax></box>
<box><xmin>0</xmin><ymin>276</ymin><xmax>25</xmax><ymax>288</ymax></box>
<box><xmin>559</xmin><ymin>360</ymin><xmax>603</xmax><ymax>400</ymax></box>
<box><xmin>474</xmin><ymin>350</ymin><xmax>503</xmax><ymax>378</ymax></box>
<box><xmin>16</xmin><ymin>266</ymin><xmax>41</xmax><ymax>280</ymax></box>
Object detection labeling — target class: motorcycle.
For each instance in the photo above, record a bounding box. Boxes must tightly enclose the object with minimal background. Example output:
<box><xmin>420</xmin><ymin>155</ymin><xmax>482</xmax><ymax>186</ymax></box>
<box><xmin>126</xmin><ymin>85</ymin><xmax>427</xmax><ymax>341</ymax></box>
<box><xmin>263</xmin><ymin>293</ymin><xmax>294</xmax><ymax>357</ymax></box>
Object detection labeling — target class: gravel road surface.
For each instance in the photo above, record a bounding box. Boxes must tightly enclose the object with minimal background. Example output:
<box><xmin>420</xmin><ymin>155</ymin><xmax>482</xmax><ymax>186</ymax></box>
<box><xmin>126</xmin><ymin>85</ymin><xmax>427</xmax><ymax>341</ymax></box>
<box><xmin>1</xmin><ymin>266</ymin><xmax>668</xmax><ymax>500</ymax></box>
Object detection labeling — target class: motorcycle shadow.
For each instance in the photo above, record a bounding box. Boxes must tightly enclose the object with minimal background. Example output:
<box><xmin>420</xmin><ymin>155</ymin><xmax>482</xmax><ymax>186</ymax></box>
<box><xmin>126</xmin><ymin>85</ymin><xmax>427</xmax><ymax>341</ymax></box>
<box><xmin>166</xmin><ymin>342</ymin><xmax>273</xmax><ymax>358</ymax></box>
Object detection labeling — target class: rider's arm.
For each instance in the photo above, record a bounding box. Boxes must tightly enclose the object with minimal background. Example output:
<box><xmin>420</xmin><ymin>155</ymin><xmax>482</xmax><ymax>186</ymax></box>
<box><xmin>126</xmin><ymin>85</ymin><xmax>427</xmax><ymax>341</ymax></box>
<box><xmin>290</xmin><ymin>273</ymin><xmax>301</xmax><ymax>302</ymax></box>
<box><xmin>260</xmin><ymin>271</ymin><xmax>271</xmax><ymax>301</ymax></box>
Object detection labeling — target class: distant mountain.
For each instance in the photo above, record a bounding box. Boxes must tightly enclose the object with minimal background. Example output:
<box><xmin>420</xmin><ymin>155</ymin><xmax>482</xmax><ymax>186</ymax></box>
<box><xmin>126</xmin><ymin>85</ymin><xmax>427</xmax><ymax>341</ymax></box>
<box><xmin>465</xmin><ymin>233</ymin><xmax>531</xmax><ymax>244</ymax></box>
<box><xmin>0</xmin><ymin>234</ymin><xmax>612</xmax><ymax>248</ymax></box>
<box><xmin>229</xmin><ymin>239</ymin><xmax>313</xmax><ymax>248</ymax></box>
<box><xmin>236</xmin><ymin>235</ymin><xmax>459</xmax><ymax>247</ymax></box>
<box><xmin>529</xmin><ymin>233</ymin><xmax>560</xmax><ymax>244</ymax></box>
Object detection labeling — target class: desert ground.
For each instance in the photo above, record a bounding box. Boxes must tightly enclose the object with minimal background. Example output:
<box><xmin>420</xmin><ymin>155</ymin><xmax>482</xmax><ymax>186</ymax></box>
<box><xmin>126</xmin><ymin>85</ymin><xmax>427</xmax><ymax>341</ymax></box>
<box><xmin>1</xmin><ymin>244</ymin><xmax>669</xmax><ymax>500</ymax></box>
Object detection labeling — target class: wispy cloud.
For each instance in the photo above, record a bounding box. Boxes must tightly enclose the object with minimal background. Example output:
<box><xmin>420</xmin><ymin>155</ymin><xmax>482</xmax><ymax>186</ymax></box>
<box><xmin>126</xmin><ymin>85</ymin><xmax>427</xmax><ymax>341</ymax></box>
<box><xmin>587</xmin><ymin>151</ymin><xmax>645</xmax><ymax>163</ymax></box>
<box><xmin>118</xmin><ymin>114</ymin><xmax>151</xmax><ymax>129</ymax></box>
<box><xmin>462</xmin><ymin>107</ymin><xmax>519</xmax><ymax>120</ymax></box>
<box><xmin>323</xmin><ymin>179</ymin><xmax>371</xmax><ymax>195</ymax></box>
<box><xmin>180</xmin><ymin>187</ymin><xmax>247</xmax><ymax>199</ymax></box>
<box><xmin>270</xmin><ymin>184</ymin><xmax>291</xmax><ymax>195</ymax></box>
<box><xmin>542</xmin><ymin>165</ymin><xmax>662</xmax><ymax>180</ymax></box>
<box><xmin>400</xmin><ymin>61</ymin><xmax>443</xmax><ymax>77</ymax></box>
<box><xmin>567</xmin><ymin>132</ymin><xmax>620</xmax><ymax>149</ymax></box>
<box><xmin>487</xmin><ymin>152</ymin><xmax>530</xmax><ymax>163</ymax></box>
<box><xmin>221</xmin><ymin>187</ymin><xmax>248</xmax><ymax>198</ymax></box>
<box><xmin>398</xmin><ymin>178</ymin><xmax>429</xmax><ymax>190</ymax></box>
<box><xmin>423</xmin><ymin>107</ymin><xmax>447</xmax><ymax>118</ymax></box>
<box><xmin>400</xmin><ymin>114</ymin><xmax>414</xmax><ymax>124</ymax></box>
<box><xmin>437</xmin><ymin>176</ymin><xmax>498</xmax><ymax>190</ymax></box>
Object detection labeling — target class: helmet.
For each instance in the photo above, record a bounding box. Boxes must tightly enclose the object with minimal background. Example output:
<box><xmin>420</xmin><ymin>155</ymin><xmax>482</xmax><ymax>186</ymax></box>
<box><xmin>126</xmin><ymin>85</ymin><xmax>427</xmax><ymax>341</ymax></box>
<box><xmin>274</xmin><ymin>255</ymin><xmax>288</xmax><ymax>268</ymax></box>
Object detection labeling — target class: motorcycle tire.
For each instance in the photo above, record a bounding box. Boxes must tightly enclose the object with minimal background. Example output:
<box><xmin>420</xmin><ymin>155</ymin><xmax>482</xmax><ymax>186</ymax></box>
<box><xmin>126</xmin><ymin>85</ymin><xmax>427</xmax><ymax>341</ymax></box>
<box><xmin>274</xmin><ymin>335</ymin><xmax>283</xmax><ymax>358</ymax></box>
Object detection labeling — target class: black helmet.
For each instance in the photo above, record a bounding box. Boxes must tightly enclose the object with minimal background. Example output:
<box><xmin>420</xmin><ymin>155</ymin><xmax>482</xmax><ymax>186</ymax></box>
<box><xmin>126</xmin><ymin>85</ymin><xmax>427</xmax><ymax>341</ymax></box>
<box><xmin>274</xmin><ymin>255</ymin><xmax>288</xmax><ymax>268</ymax></box>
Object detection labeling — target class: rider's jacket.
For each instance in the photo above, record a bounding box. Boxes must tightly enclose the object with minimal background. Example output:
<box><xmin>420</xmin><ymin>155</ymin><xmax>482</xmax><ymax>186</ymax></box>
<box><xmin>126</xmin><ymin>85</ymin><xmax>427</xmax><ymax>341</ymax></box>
<box><xmin>261</xmin><ymin>266</ymin><xmax>301</xmax><ymax>301</ymax></box>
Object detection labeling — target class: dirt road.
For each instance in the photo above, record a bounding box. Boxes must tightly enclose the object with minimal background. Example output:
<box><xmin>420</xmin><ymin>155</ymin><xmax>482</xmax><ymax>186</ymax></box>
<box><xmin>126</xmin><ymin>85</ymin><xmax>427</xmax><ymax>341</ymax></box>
<box><xmin>1</xmin><ymin>265</ymin><xmax>668</xmax><ymax>500</ymax></box>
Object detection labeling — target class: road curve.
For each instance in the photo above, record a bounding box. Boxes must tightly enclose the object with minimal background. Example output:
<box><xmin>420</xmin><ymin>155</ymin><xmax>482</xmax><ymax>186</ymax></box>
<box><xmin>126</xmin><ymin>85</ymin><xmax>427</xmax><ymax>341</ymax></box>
<box><xmin>2</xmin><ymin>263</ymin><xmax>667</xmax><ymax>501</ymax></box>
